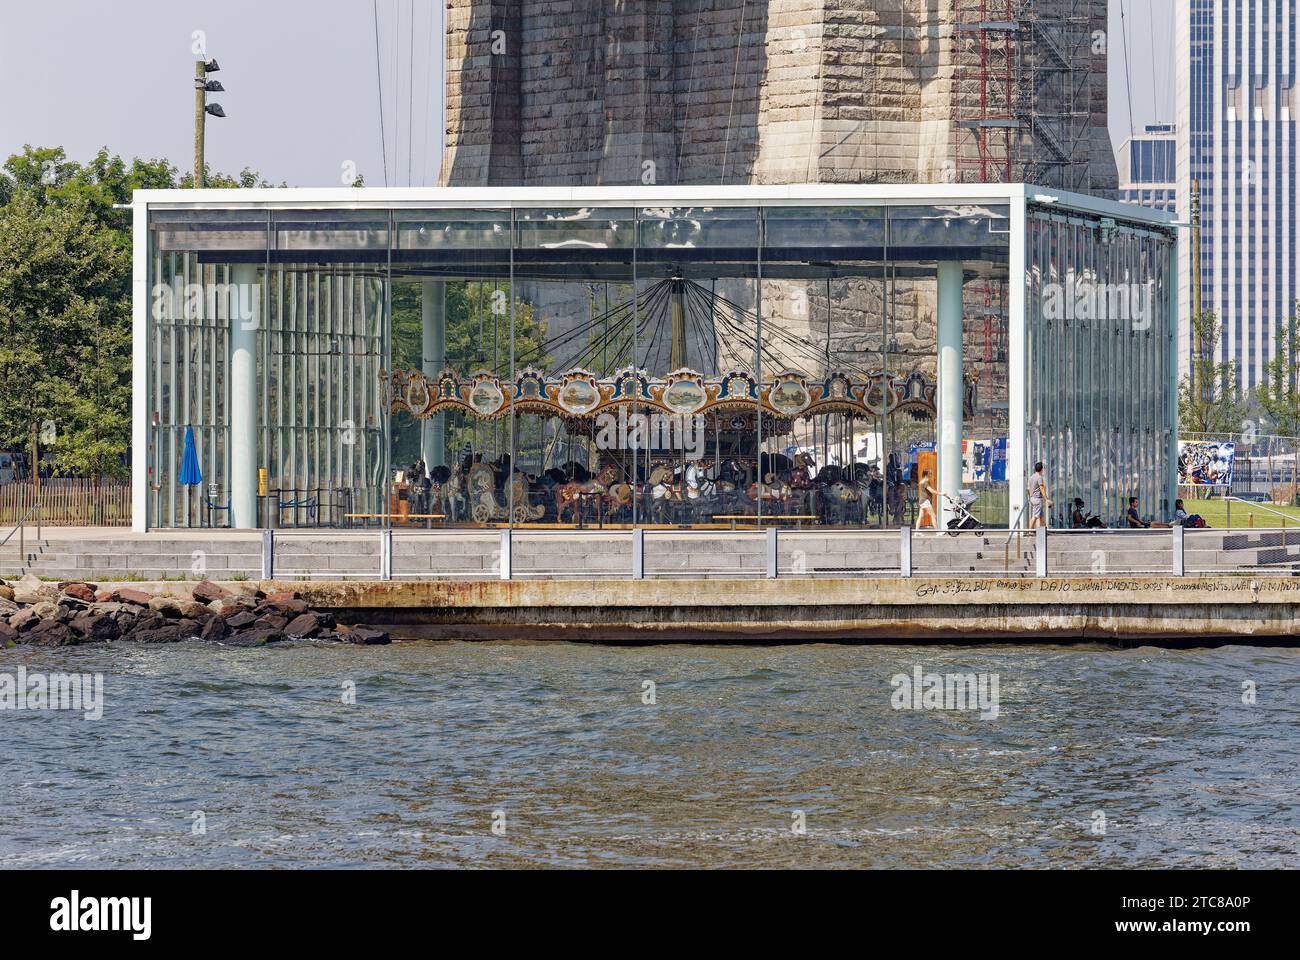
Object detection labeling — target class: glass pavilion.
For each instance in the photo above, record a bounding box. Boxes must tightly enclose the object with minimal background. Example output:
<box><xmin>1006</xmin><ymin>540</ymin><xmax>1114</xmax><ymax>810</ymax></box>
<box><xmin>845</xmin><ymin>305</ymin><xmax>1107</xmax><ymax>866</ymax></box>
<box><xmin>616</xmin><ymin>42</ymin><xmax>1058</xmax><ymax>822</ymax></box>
<box><xmin>131</xmin><ymin>184</ymin><xmax>1178</xmax><ymax>532</ymax></box>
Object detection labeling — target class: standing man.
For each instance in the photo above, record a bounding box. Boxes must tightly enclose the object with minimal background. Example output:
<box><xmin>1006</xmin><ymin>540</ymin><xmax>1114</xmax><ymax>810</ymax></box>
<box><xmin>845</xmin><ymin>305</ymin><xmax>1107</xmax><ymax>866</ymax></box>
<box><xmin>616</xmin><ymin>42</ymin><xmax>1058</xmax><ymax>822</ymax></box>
<box><xmin>1028</xmin><ymin>461</ymin><xmax>1052</xmax><ymax>528</ymax></box>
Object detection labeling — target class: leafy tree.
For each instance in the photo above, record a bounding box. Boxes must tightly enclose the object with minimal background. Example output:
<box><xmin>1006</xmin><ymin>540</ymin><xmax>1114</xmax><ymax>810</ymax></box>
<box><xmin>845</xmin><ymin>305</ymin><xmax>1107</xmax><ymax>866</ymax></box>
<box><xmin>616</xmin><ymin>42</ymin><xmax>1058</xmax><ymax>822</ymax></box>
<box><xmin>0</xmin><ymin>145</ymin><xmax>274</xmax><ymax>482</ymax></box>
<box><xmin>1257</xmin><ymin>308</ymin><xmax>1300</xmax><ymax>498</ymax></box>
<box><xmin>390</xmin><ymin>279</ymin><xmax>549</xmax><ymax>466</ymax></box>
<box><xmin>0</xmin><ymin>190</ymin><xmax>130</xmax><ymax>480</ymax></box>
<box><xmin>1178</xmin><ymin>310</ymin><xmax>1243</xmax><ymax>436</ymax></box>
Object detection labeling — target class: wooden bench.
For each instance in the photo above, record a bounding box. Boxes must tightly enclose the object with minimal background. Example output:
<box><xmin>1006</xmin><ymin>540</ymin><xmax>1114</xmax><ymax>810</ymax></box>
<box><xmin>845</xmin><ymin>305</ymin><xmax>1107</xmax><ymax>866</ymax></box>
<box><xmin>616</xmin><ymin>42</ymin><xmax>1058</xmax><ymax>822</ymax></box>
<box><xmin>713</xmin><ymin>514</ymin><xmax>819</xmax><ymax>530</ymax></box>
<box><xmin>345</xmin><ymin>513</ymin><xmax>447</xmax><ymax>529</ymax></box>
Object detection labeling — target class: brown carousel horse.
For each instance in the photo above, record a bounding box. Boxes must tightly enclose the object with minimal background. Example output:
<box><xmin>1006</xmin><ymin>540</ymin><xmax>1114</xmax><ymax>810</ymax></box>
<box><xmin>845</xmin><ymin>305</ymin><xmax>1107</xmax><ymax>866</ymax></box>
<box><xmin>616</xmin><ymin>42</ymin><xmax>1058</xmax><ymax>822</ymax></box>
<box><xmin>748</xmin><ymin>472</ymin><xmax>793</xmax><ymax>510</ymax></box>
<box><xmin>555</xmin><ymin>463</ymin><xmax>619</xmax><ymax>524</ymax></box>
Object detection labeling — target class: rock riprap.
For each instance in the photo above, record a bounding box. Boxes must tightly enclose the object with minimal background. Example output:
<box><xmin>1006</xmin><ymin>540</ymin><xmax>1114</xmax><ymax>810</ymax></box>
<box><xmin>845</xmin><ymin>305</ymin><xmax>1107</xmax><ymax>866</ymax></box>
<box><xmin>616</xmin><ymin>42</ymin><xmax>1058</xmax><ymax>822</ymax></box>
<box><xmin>0</xmin><ymin>575</ymin><xmax>390</xmax><ymax>648</ymax></box>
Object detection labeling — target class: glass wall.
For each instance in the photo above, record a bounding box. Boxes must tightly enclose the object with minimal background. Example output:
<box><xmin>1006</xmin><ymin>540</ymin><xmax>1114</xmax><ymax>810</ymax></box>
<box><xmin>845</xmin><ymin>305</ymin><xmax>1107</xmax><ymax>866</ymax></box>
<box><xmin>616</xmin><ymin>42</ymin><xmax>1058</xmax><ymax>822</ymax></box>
<box><xmin>144</xmin><ymin>197</ymin><xmax>1172</xmax><ymax>531</ymax></box>
<box><xmin>1025</xmin><ymin>206</ymin><xmax>1177</xmax><ymax>526</ymax></box>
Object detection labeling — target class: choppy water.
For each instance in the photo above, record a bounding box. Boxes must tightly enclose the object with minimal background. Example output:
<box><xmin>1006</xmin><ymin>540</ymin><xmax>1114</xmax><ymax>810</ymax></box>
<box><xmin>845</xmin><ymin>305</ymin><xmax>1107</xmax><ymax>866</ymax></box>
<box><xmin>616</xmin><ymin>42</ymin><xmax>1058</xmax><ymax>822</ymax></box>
<box><xmin>1</xmin><ymin>641</ymin><xmax>1297</xmax><ymax>868</ymax></box>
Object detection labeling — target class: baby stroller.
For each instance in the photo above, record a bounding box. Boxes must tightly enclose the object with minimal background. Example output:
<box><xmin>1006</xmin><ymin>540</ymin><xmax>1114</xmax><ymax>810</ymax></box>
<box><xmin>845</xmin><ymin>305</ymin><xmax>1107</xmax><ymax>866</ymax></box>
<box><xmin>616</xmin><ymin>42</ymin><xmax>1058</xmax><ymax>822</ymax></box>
<box><xmin>946</xmin><ymin>489</ymin><xmax>982</xmax><ymax>534</ymax></box>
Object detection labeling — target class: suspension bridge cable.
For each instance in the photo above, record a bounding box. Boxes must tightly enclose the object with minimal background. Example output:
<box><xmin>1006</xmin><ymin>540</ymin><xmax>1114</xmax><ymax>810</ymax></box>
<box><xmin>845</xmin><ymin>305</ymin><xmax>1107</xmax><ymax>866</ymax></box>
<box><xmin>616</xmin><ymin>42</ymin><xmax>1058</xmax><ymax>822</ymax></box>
<box><xmin>372</xmin><ymin>0</ymin><xmax>389</xmax><ymax>187</ymax></box>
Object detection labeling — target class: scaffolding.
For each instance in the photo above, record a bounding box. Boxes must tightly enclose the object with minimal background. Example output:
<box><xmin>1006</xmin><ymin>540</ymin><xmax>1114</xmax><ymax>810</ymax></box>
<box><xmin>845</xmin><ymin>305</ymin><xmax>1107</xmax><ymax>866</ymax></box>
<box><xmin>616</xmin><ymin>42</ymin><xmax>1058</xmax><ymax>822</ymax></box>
<box><xmin>951</xmin><ymin>0</ymin><xmax>1099</xmax><ymax>191</ymax></box>
<box><xmin>952</xmin><ymin>0</ymin><xmax>1020</xmax><ymax>184</ymax></box>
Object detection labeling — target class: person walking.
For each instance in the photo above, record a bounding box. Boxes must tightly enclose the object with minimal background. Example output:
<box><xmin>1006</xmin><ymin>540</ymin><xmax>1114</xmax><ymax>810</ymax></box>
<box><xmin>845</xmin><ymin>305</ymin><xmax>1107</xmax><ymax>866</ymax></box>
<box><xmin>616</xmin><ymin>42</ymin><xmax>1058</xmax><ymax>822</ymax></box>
<box><xmin>916</xmin><ymin>469</ymin><xmax>948</xmax><ymax>532</ymax></box>
<box><xmin>1028</xmin><ymin>461</ymin><xmax>1052</xmax><ymax>528</ymax></box>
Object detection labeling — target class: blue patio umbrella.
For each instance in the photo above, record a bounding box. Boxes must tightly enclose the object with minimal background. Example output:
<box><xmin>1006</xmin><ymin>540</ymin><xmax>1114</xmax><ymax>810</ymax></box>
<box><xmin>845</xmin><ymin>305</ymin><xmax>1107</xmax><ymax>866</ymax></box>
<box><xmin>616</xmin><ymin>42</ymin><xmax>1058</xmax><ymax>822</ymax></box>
<box><xmin>179</xmin><ymin>425</ymin><xmax>203</xmax><ymax>487</ymax></box>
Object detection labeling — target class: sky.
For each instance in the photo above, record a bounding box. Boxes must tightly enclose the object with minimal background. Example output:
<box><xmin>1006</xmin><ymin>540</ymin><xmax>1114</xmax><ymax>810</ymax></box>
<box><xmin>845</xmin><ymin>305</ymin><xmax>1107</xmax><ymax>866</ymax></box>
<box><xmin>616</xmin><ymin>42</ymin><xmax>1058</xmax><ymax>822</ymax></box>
<box><xmin>0</xmin><ymin>0</ymin><xmax>1172</xmax><ymax>188</ymax></box>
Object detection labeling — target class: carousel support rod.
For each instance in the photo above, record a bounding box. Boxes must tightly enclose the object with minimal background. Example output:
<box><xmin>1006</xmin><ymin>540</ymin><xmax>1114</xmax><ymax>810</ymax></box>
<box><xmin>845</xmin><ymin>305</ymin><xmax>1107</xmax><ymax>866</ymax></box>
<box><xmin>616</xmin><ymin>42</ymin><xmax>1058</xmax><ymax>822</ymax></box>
<box><xmin>421</xmin><ymin>280</ymin><xmax>447</xmax><ymax>468</ymax></box>
<box><xmin>936</xmin><ymin>259</ymin><xmax>964</xmax><ymax>529</ymax></box>
<box><xmin>230</xmin><ymin>264</ymin><xmax>259</xmax><ymax>529</ymax></box>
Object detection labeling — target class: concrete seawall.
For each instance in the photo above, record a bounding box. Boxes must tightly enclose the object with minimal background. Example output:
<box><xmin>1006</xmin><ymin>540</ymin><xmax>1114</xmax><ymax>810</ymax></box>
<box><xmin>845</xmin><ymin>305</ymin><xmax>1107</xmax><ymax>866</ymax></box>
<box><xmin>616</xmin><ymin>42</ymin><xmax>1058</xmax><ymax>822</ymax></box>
<box><xmin>282</xmin><ymin>575</ymin><xmax>1300</xmax><ymax>644</ymax></box>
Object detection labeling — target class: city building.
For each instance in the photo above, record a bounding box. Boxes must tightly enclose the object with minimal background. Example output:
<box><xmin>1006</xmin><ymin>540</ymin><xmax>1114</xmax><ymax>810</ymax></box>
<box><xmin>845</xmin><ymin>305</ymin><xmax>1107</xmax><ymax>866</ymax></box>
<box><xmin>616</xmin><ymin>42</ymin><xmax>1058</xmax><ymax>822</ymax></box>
<box><xmin>1118</xmin><ymin>123</ymin><xmax>1179</xmax><ymax>213</ymax></box>
<box><xmin>129</xmin><ymin>184</ymin><xmax>1178</xmax><ymax>533</ymax></box>
<box><xmin>1176</xmin><ymin>0</ymin><xmax>1298</xmax><ymax>388</ymax></box>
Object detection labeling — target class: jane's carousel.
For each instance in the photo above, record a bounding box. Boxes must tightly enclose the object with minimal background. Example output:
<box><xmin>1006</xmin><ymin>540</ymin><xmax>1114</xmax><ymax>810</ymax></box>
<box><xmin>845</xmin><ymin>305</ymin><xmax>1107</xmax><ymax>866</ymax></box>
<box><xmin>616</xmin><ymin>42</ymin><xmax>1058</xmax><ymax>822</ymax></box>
<box><xmin>384</xmin><ymin>276</ymin><xmax>974</xmax><ymax>528</ymax></box>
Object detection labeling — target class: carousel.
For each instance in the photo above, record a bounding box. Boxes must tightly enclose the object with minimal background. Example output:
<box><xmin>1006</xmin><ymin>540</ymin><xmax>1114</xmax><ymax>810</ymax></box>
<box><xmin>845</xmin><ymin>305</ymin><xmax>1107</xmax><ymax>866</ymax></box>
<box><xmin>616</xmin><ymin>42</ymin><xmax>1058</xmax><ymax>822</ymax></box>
<box><xmin>385</xmin><ymin>275</ymin><xmax>976</xmax><ymax>528</ymax></box>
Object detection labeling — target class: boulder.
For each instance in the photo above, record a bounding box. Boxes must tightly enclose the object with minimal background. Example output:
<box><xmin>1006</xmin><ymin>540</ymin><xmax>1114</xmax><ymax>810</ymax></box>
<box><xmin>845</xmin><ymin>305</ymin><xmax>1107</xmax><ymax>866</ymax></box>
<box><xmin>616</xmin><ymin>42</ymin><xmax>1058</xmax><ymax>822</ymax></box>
<box><xmin>256</xmin><ymin>614</ymin><xmax>289</xmax><ymax>631</ymax></box>
<box><xmin>225</xmin><ymin>626</ymin><xmax>285</xmax><ymax>647</ymax></box>
<box><xmin>0</xmin><ymin>584</ymin><xmax>14</xmax><ymax>602</ymax></box>
<box><xmin>132</xmin><ymin>623</ymin><xmax>188</xmax><ymax>644</ymax></box>
<box><xmin>12</xmin><ymin>573</ymin><xmax>57</xmax><ymax>605</ymax></box>
<box><xmin>346</xmin><ymin>625</ymin><xmax>391</xmax><ymax>646</ymax></box>
<box><xmin>70</xmin><ymin>612</ymin><xmax>120</xmax><ymax>642</ymax></box>
<box><xmin>192</xmin><ymin>580</ymin><xmax>233</xmax><ymax>604</ymax></box>
<box><xmin>258</xmin><ymin>597</ymin><xmax>308</xmax><ymax>616</ymax></box>
<box><xmin>173</xmin><ymin>618</ymin><xmax>201</xmax><ymax>639</ymax></box>
<box><xmin>111</xmin><ymin>587</ymin><xmax>154</xmax><ymax>606</ymax></box>
<box><xmin>199</xmin><ymin>616</ymin><xmax>229</xmax><ymax>643</ymax></box>
<box><xmin>9</xmin><ymin>608</ymin><xmax>39</xmax><ymax>633</ymax></box>
<box><xmin>285</xmin><ymin>611</ymin><xmax>333</xmax><ymax>638</ymax></box>
<box><xmin>225</xmin><ymin>610</ymin><xmax>257</xmax><ymax>630</ymax></box>
<box><xmin>26</xmin><ymin>619</ymin><xmax>76</xmax><ymax>647</ymax></box>
<box><xmin>178</xmin><ymin>600</ymin><xmax>210</xmax><ymax>619</ymax></box>
<box><xmin>59</xmin><ymin>582</ymin><xmax>97</xmax><ymax>603</ymax></box>
<box><xmin>31</xmin><ymin>600</ymin><xmax>57</xmax><ymax>620</ymax></box>
<box><xmin>147</xmin><ymin>596</ymin><xmax>183</xmax><ymax>619</ymax></box>
<box><xmin>0</xmin><ymin>621</ymin><xmax>17</xmax><ymax>646</ymax></box>
<box><xmin>0</xmin><ymin>596</ymin><xmax>18</xmax><ymax>614</ymax></box>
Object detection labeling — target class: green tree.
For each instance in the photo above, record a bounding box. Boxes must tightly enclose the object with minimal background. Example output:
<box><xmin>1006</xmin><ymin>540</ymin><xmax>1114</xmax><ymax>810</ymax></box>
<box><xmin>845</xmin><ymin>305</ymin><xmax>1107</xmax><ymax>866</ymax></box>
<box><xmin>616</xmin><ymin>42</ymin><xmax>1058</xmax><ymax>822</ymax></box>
<box><xmin>0</xmin><ymin>190</ymin><xmax>130</xmax><ymax>480</ymax></box>
<box><xmin>389</xmin><ymin>279</ymin><xmax>549</xmax><ymax>466</ymax></box>
<box><xmin>1257</xmin><ymin>308</ymin><xmax>1300</xmax><ymax>498</ymax></box>
<box><xmin>1178</xmin><ymin>310</ymin><xmax>1243</xmax><ymax>435</ymax></box>
<box><xmin>0</xmin><ymin>145</ymin><xmax>274</xmax><ymax>481</ymax></box>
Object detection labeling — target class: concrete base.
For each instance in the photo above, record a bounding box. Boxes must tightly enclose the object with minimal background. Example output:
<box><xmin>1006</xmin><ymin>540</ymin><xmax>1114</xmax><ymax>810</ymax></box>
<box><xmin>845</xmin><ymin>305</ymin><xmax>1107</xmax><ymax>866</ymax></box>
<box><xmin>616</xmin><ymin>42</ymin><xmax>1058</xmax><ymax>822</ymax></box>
<box><xmin>287</xmin><ymin>576</ymin><xmax>1300</xmax><ymax>644</ymax></box>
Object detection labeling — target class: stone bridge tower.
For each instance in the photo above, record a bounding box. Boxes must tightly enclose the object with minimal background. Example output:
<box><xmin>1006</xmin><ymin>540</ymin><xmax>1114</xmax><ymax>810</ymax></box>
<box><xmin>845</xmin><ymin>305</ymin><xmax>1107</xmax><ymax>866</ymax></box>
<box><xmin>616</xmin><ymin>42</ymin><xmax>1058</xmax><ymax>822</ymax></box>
<box><xmin>439</xmin><ymin>0</ymin><xmax>1117</xmax><ymax>191</ymax></box>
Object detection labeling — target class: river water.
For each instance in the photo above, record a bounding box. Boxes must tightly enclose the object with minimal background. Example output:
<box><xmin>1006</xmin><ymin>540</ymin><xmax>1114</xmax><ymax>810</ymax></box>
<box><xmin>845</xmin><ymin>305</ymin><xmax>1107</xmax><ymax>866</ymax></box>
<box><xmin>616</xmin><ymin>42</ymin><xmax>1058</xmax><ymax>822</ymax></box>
<box><xmin>2</xmin><ymin>641</ymin><xmax>1297</xmax><ymax>868</ymax></box>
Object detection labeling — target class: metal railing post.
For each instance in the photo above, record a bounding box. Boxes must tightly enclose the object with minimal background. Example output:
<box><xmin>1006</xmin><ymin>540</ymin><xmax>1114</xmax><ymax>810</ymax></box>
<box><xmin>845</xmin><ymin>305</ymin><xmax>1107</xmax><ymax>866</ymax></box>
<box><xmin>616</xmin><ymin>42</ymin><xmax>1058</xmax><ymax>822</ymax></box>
<box><xmin>380</xmin><ymin>529</ymin><xmax>393</xmax><ymax>581</ymax></box>
<box><xmin>766</xmin><ymin>527</ymin><xmax>778</xmax><ymax>579</ymax></box>
<box><xmin>1035</xmin><ymin>526</ymin><xmax>1048</xmax><ymax>577</ymax></box>
<box><xmin>632</xmin><ymin>527</ymin><xmax>645</xmax><ymax>580</ymax></box>
<box><xmin>1172</xmin><ymin>523</ymin><xmax>1185</xmax><ymax>576</ymax></box>
<box><xmin>900</xmin><ymin>525</ymin><xmax>912</xmax><ymax>577</ymax></box>
<box><xmin>499</xmin><ymin>528</ymin><xmax>512</xmax><ymax>581</ymax></box>
<box><xmin>261</xmin><ymin>528</ymin><xmax>274</xmax><ymax>580</ymax></box>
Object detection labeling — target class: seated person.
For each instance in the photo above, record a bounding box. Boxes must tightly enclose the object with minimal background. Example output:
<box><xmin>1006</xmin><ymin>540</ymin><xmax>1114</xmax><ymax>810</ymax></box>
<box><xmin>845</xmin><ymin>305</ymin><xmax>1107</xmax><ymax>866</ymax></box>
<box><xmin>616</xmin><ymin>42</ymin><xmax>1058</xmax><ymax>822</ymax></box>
<box><xmin>1173</xmin><ymin>498</ymin><xmax>1206</xmax><ymax>527</ymax></box>
<box><xmin>1125</xmin><ymin>497</ymin><xmax>1149</xmax><ymax>528</ymax></box>
<box><xmin>1071</xmin><ymin>498</ymin><xmax>1105</xmax><ymax>528</ymax></box>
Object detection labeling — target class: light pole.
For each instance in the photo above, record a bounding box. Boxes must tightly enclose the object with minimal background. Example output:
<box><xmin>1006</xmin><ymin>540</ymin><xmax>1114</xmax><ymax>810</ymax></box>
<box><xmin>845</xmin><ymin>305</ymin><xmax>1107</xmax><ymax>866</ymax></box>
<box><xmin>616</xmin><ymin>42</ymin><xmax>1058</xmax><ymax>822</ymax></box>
<box><xmin>193</xmin><ymin>58</ymin><xmax>225</xmax><ymax>187</ymax></box>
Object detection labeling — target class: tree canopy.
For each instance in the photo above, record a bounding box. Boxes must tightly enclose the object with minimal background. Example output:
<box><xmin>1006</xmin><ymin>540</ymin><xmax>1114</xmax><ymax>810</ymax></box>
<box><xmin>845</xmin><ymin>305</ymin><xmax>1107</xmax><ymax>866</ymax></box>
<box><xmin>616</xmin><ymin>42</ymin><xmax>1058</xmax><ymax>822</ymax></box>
<box><xmin>0</xmin><ymin>145</ymin><xmax>271</xmax><ymax>480</ymax></box>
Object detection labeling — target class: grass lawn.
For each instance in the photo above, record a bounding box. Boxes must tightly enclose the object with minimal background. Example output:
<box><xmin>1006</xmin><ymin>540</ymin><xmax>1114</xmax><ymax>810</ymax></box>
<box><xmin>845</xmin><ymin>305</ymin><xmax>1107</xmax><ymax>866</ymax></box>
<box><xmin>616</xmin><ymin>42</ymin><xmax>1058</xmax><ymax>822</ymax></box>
<box><xmin>1181</xmin><ymin>497</ymin><xmax>1300</xmax><ymax>529</ymax></box>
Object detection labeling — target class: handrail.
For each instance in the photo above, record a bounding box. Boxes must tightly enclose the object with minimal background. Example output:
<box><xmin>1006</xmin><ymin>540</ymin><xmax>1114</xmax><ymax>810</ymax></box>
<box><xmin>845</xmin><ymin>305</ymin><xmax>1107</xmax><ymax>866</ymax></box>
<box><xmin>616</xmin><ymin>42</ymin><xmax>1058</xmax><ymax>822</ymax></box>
<box><xmin>1</xmin><ymin>501</ymin><xmax>42</xmax><ymax>548</ymax></box>
<box><xmin>1002</xmin><ymin>500</ymin><xmax>1028</xmax><ymax>547</ymax></box>
<box><xmin>1220</xmin><ymin>496</ymin><xmax>1293</xmax><ymax>526</ymax></box>
<box><xmin>1002</xmin><ymin>500</ymin><xmax>1029</xmax><ymax>572</ymax></box>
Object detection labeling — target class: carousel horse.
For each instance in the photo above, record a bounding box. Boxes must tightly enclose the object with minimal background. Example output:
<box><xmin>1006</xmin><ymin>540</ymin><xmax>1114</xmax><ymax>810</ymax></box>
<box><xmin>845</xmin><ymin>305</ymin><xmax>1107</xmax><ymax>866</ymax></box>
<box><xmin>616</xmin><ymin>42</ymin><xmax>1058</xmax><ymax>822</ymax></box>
<box><xmin>465</xmin><ymin>462</ymin><xmax>543</xmax><ymax>523</ymax></box>
<box><xmin>555</xmin><ymin>463</ymin><xmax>618</xmax><ymax>524</ymax></box>
<box><xmin>786</xmin><ymin>451</ymin><xmax>817</xmax><ymax>516</ymax></box>
<box><xmin>647</xmin><ymin>464</ymin><xmax>684</xmax><ymax>523</ymax></box>
<box><xmin>605</xmin><ymin>479</ymin><xmax>636</xmax><ymax>521</ymax></box>
<box><xmin>427</xmin><ymin>464</ymin><xmax>451</xmax><ymax>522</ymax></box>
<box><xmin>748</xmin><ymin>472</ymin><xmax>793</xmax><ymax>508</ymax></box>
<box><xmin>684</xmin><ymin>461</ymin><xmax>714</xmax><ymax>500</ymax></box>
